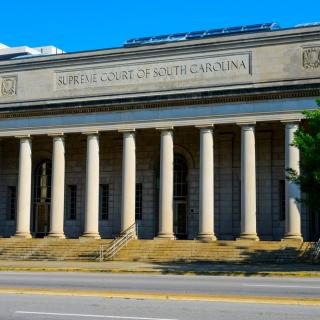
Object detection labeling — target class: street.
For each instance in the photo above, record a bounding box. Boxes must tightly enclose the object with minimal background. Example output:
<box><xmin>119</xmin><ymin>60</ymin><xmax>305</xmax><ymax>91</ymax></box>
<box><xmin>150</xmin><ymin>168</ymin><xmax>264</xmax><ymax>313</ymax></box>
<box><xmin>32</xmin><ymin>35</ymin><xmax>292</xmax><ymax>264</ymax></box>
<box><xmin>0</xmin><ymin>272</ymin><xmax>319</xmax><ymax>298</ymax></box>
<box><xmin>0</xmin><ymin>294</ymin><xmax>320</xmax><ymax>320</ymax></box>
<box><xmin>0</xmin><ymin>272</ymin><xmax>319</xmax><ymax>319</ymax></box>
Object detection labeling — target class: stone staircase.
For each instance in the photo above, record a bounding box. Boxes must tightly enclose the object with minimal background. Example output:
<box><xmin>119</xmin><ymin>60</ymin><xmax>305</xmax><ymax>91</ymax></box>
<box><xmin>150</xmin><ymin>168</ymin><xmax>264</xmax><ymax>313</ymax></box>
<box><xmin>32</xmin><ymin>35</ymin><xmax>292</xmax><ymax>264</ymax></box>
<box><xmin>112</xmin><ymin>240</ymin><xmax>313</xmax><ymax>264</ymax></box>
<box><xmin>0</xmin><ymin>238</ymin><xmax>112</xmax><ymax>261</ymax></box>
<box><xmin>0</xmin><ymin>238</ymin><xmax>314</xmax><ymax>263</ymax></box>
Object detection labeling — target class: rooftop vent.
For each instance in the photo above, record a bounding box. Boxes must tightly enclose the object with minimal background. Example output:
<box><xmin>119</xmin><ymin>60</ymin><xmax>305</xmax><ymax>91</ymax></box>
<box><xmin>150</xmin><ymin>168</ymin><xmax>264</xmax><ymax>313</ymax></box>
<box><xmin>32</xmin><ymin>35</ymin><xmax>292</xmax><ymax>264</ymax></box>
<box><xmin>0</xmin><ymin>44</ymin><xmax>65</xmax><ymax>60</ymax></box>
<box><xmin>295</xmin><ymin>22</ymin><xmax>320</xmax><ymax>27</ymax></box>
<box><xmin>124</xmin><ymin>22</ymin><xmax>280</xmax><ymax>47</ymax></box>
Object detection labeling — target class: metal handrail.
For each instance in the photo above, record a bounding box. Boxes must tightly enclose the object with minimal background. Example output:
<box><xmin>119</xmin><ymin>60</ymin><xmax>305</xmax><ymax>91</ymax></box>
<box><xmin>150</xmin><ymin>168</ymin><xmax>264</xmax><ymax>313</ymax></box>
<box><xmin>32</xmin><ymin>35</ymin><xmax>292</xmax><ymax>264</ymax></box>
<box><xmin>99</xmin><ymin>222</ymin><xmax>136</xmax><ymax>262</ymax></box>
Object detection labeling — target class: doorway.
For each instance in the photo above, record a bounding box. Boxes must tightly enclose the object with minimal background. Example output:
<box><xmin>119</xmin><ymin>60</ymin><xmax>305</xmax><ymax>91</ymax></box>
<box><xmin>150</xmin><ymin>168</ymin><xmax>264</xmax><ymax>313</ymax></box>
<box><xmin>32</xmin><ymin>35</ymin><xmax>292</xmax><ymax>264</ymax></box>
<box><xmin>33</xmin><ymin>160</ymin><xmax>52</xmax><ymax>237</ymax></box>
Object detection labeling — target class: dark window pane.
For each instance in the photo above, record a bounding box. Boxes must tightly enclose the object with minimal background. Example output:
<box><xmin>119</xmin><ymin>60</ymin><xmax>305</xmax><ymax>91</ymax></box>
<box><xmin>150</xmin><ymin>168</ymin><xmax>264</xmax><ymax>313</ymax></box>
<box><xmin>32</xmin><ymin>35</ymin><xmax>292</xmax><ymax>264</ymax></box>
<box><xmin>135</xmin><ymin>183</ymin><xmax>142</xmax><ymax>220</ymax></box>
<box><xmin>173</xmin><ymin>154</ymin><xmax>188</xmax><ymax>198</ymax></box>
<box><xmin>66</xmin><ymin>185</ymin><xmax>77</xmax><ymax>220</ymax></box>
<box><xmin>99</xmin><ymin>184</ymin><xmax>109</xmax><ymax>220</ymax></box>
<box><xmin>7</xmin><ymin>186</ymin><xmax>16</xmax><ymax>220</ymax></box>
<box><xmin>279</xmin><ymin>180</ymin><xmax>285</xmax><ymax>221</ymax></box>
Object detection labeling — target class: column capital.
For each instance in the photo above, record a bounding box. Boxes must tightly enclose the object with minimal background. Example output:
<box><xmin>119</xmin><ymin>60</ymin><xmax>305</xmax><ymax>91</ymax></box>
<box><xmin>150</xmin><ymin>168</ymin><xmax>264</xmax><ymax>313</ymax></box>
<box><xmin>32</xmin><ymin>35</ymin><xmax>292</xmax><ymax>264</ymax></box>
<box><xmin>48</xmin><ymin>132</ymin><xmax>64</xmax><ymax>137</ymax></box>
<box><xmin>15</xmin><ymin>134</ymin><xmax>31</xmax><ymax>139</ymax></box>
<box><xmin>82</xmin><ymin>130</ymin><xmax>99</xmax><ymax>135</ymax></box>
<box><xmin>281</xmin><ymin>121</ymin><xmax>301</xmax><ymax>130</ymax></box>
<box><xmin>156</xmin><ymin>126</ymin><xmax>174</xmax><ymax>131</ymax></box>
<box><xmin>118</xmin><ymin>129</ymin><xmax>135</xmax><ymax>133</ymax></box>
<box><xmin>195</xmin><ymin>124</ymin><xmax>214</xmax><ymax>129</ymax></box>
<box><xmin>281</xmin><ymin>119</ymin><xmax>301</xmax><ymax>124</ymax></box>
<box><xmin>237</xmin><ymin>121</ymin><xmax>256</xmax><ymax>127</ymax></box>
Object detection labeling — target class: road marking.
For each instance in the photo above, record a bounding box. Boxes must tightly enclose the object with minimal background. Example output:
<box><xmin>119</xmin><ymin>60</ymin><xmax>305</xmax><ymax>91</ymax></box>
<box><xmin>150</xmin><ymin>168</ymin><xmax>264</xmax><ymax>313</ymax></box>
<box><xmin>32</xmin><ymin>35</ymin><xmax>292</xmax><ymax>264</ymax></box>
<box><xmin>243</xmin><ymin>284</ymin><xmax>320</xmax><ymax>289</ymax></box>
<box><xmin>16</xmin><ymin>311</ymin><xmax>177</xmax><ymax>320</ymax></box>
<box><xmin>1</xmin><ymin>287</ymin><xmax>320</xmax><ymax>306</ymax></box>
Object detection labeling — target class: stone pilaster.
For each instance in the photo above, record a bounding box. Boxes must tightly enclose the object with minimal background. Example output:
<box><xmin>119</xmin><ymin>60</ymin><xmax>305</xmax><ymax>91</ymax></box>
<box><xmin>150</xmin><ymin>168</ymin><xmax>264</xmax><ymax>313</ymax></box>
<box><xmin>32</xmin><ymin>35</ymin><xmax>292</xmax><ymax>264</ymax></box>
<box><xmin>238</xmin><ymin>123</ymin><xmax>259</xmax><ymax>240</ymax></box>
<box><xmin>197</xmin><ymin>126</ymin><xmax>216</xmax><ymax>240</ymax></box>
<box><xmin>120</xmin><ymin>130</ymin><xmax>136</xmax><ymax>235</ymax></box>
<box><xmin>14</xmin><ymin>136</ymin><xmax>32</xmax><ymax>238</ymax></box>
<box><xmin>48</xmin><ymin>134</ymin><xmax>65</xmax><ymax>238</ymax></box>
<box><xmin>82</xmin><ymin>133</ymin><xmax>100</xmax><ymax>239</ymax></box>
<box><xmin>283</xmin><ymin>122</ymin><xmax>303</xmax><ymax>241</ymax></box>
<box><xmin>157</xmin><ymin>128</ymin><xmax>175</xmax><ymax>239</ymax></box>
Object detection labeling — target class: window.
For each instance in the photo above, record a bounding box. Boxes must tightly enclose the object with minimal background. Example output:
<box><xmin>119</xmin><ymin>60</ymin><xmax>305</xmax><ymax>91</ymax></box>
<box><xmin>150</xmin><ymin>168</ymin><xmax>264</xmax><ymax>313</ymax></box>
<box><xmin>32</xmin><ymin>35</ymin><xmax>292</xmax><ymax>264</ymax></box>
<box><xmin>99</xmin><ymin>184</ymin><xmax>109</xmax><ymax>220</ymax></box>
<box><xmin>279</xmin><ymin>180</ymin><xmax>285</xmax><ymax>221</ymax></box>
<box><xmin>135</xmin><ymin>183</ymin><xmax>142</xmax><ymax>220</ymax></box>
<box><xmin>66</xmin><ymin>185</ymin><xmax>77</xmax><ymax>220</ymax></box>
<box><xmin>34</xmin><ymin>160</ymin><xmax>52</xmax><ymax>204</ymax></box>
<box><xmin>7</xmin><ymin>186</ymin><xmax>16</xmax><ymax>220</ymax></box>
<box><xmin>174</xmin><ymin>154</ymin><xmax>188</xmax><ymax>198</ymax></box>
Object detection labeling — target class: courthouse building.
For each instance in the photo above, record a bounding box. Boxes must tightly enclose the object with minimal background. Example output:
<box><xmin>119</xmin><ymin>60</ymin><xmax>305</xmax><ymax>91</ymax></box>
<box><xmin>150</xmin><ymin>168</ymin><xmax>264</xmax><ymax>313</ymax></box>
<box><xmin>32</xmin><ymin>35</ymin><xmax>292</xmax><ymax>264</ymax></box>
<box><xmin>0</xmin><ymin>23</ymin><xmax>319</xmax><ymax>241</ymax></box>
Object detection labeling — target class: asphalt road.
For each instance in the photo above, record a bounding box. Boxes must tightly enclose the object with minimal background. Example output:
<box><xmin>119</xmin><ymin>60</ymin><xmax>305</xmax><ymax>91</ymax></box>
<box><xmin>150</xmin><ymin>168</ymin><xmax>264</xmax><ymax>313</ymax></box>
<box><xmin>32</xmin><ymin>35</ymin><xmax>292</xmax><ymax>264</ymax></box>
<box><xmin>0</xmin><ymin>293</ymin><xmax>319</xmax><ymax>320</ymax></box>
<box><xmin>0</xmin><ymin>272</ymin><xmax>319</xmax><ymax>298</ymax></box>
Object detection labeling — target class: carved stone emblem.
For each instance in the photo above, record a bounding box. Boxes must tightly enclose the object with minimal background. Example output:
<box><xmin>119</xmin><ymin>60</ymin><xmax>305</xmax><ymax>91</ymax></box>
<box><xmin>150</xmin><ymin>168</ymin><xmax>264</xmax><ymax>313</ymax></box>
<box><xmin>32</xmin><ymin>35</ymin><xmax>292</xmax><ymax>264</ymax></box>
<box><xmin>303</xmin><ymin>48</ymin><xmax>320</xmax><ymax>69</ymax></box>
<box><xmin>1</xmin><ymin>76</ymin><xmax>17</xmax><ymax>96</ymax></box>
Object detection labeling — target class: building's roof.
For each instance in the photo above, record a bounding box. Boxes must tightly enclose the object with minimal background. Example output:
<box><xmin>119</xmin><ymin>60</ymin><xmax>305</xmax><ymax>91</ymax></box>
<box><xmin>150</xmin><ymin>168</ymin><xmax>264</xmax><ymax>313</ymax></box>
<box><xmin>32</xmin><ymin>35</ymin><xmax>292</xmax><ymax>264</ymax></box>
<box><xmin>0</xmin><ymin>44</ymin><xmax>65</xmax><ymax>60</ymax></box>
<box><xmin>124</xmin><ymin>22</ymin><xmax>280</xmax><ymax>47</ymax></box>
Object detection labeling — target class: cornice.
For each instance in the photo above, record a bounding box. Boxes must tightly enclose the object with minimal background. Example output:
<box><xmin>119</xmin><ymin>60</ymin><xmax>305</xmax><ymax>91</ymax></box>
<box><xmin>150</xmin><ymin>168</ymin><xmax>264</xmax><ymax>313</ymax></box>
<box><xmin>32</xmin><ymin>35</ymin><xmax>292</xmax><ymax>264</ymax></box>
<box><xmin>0</xmin><ymin>86</ymin><xmax>318</xmax><ymax>120</ymax></box>
<box><xmin>0</xmin><ymin>26</ymin><xmax>319</xmax><ymax>72</ymax></box>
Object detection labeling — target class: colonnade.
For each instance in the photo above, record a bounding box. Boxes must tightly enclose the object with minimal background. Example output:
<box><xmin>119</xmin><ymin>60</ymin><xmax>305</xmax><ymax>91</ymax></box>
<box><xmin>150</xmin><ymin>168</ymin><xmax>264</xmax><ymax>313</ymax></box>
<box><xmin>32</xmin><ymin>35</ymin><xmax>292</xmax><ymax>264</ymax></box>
<box><xmin>13</xmin><ymin>122</ymin><xmax>302</xmax><ymax>241</ymax></box>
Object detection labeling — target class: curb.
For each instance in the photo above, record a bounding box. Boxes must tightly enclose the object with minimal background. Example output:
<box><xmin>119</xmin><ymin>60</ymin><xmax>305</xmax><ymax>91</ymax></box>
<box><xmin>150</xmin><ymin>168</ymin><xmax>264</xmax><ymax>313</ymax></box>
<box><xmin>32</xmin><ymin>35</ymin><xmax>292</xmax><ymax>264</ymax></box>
<box><xmin>0</xmin><ymin>287</ymin><xmax>319</xmax><ymax>306</ymax></box>
<box><xmin>0</xmin><ymin>266</ymin><xmax>320</xmax><ymax>277</ymax></box>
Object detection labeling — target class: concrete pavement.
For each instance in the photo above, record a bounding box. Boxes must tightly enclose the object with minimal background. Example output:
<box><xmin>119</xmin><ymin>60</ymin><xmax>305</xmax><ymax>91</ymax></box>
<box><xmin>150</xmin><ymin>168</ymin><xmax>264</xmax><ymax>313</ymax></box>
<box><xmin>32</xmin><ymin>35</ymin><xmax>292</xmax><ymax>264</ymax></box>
<box><xmin>0</xmin><ymin>271</ymin><xmax>319</xmax><ymax>305</ymax></box>
<box><xmin>1</xmin><ymin>294</ymin><xmax>320</xmax><ymax>320</ymax></box>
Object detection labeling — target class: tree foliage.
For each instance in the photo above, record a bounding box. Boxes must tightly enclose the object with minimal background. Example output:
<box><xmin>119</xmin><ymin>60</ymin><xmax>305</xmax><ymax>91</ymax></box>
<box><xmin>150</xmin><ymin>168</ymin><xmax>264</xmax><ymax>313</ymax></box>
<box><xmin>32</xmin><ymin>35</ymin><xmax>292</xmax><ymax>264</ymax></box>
<box><xmin>288</xmin><ymin>102</ymin><xmax>320</xmax><ymax>215</ymax></box>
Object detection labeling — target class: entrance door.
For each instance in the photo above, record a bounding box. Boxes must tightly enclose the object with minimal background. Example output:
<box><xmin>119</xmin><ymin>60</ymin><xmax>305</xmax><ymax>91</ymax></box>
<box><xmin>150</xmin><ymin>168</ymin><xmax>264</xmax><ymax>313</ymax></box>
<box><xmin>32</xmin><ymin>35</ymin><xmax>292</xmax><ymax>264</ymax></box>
<box><xmin>33</xmin><ymin>160</ymin><xmax>52</xmax><ymax>237</ymax></box>
<box><xmin>174</xmin><ymin>201</ymin><xmax>187</xmax><ymax>238</ymax></box>
<box><xmin>35</xmin><ymin>203</ymin><xmax>50</xmax><ymax>236</ymax></box>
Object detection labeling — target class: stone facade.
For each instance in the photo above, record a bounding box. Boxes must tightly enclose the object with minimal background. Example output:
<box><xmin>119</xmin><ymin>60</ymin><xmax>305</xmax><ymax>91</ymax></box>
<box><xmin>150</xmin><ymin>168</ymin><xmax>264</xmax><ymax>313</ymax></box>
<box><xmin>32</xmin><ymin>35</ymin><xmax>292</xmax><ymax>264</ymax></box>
<box><xmin>0</xmin><ymin>25</ymin><xmax>319</xmax><ymax>241</ymax></box>
<box><xmin>0</xmin><ymin>123</ymin><xmax>311</xmax><ymax>239</ymax></box>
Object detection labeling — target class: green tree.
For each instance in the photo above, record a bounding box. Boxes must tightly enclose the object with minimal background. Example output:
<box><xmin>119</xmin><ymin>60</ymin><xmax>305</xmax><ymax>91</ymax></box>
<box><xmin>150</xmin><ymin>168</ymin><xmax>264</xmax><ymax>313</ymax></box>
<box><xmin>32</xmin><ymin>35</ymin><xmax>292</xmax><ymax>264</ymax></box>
<box><xmin>287</xmin><ymin>100</ymin><xmax>320</xmax><ymax>219</ymax></box>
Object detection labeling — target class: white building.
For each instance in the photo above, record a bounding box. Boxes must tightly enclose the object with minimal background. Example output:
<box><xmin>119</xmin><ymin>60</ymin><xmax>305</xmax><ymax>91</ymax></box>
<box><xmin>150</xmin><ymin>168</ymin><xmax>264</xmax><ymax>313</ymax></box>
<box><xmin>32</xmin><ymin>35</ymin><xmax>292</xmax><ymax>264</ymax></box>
<box><xmin>0</xmin><ymin>23</ymin><xmax>319</xmax><ymax>241</ymax></box>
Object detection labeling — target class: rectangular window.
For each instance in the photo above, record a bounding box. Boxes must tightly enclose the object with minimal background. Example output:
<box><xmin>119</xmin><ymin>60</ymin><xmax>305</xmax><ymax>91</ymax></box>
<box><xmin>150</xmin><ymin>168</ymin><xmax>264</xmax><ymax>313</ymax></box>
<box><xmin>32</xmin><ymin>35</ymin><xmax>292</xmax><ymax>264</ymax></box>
<box><xmin>99</xmin><ymin>184</ymin><xmax>109</xmax><ymax>220</ymax></box>
<box><xmin>7</xmin><ymin>186</ymin><xmax>16</xmax><ymax>220</ymax></box>
<box><xmin>279</xmin><ymin>180</ymin><xmax>285</xmax><ymax>221</ymax></box>
<box><xmin>66</xmin><ymin>185</ymin><xmax>77</xmax><ymax>220</ymax></box>
<box><xmin>135</xmin><ymin>183</ymin><xmax>142</xmax><ymax>220</ymax></box>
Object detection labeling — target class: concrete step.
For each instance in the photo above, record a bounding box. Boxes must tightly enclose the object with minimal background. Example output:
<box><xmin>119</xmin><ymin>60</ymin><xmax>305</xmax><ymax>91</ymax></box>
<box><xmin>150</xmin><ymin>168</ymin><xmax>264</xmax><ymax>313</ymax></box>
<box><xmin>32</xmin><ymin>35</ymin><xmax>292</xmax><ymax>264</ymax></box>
<box><xmin>0</xmin><ymin>239</ymin><xmax>312</xmax><ymax>263</ymax></box>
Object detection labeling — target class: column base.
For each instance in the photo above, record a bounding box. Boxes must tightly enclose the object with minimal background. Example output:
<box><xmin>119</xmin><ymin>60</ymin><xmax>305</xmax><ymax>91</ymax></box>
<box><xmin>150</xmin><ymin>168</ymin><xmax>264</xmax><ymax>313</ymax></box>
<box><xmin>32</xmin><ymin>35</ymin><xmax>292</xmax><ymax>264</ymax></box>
<box><xmin>155</xmin><ymin>233</ymin><xmax>175</xmax><ymax>240</ymax></box>
<box><xmin>12</xmin><ymin>233</ymin><xmax>32</xmax><ymax>239</ymax></box>
<box><xmin>80</xmin><ymin>233</ymin><xmax>101</xmax><ymax>240</ymax></box>
<box><xmin>197</xmin><ymin>233</ymin><xmax>217</xmax><ymax>241</ymax></box>
<box><xmin>282</xmin><ymin>234</ymin><xmax>303</xmax><ymax>242</ymax></box>
<box><xmin>47</xmin><ymin>233</ymin><xmax>66</xmax><ymax>239</ymax></box>
<box><xmin>237</xmin><ymin>233</ymin><xmax>259</xmax><ymax>241</ymax></box>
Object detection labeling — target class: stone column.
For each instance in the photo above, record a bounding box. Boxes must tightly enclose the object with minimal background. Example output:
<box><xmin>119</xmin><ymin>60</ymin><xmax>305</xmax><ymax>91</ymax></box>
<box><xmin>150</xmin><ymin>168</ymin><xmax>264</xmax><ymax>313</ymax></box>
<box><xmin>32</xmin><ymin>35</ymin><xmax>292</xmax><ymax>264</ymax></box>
<box><xmin>238</xmin><ymin>123</ymin><xmax>259</xmax><ymax>240</ymax></box>
<box><xmin>198</xmin><ymin>126</ymin><xmax>216</xmax><ymax>240</ymax></box>
<box><xmin>14</xmin><ymin>136</ymin><xmax>32</xmax><ymax>238</ymax></box>
<box><xmin>283</xmin><ymin>122</ymin><xmax>302</xmax><ymax>241</ymax></box>
<box><xmin>157</xmin><ymin>128</ymin><xmax>175</xmax><ymax>239</ymax></box>
<box><xmin>120</xmin><ymin>131</ymin><xmax>136</xmax><ymax>235</ymax></box>
<box><xmin>48</xmin><ymin>134</ymin><xmax>65</xmax><ymax>238</ymax></box>
<box><xmin>82</xmin><ymin>133</ymin><xmax>100</xmax><ymax>239</ymax></box>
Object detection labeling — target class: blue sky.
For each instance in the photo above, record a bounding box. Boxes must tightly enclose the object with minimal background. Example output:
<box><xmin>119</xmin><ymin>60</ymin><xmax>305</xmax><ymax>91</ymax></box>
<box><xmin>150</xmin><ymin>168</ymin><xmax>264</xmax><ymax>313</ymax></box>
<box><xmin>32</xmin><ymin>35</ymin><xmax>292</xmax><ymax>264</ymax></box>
<box><xmin>1</xmin><ymin>0</ymin><xmax>319</xmax><ymax>52</ymax></box>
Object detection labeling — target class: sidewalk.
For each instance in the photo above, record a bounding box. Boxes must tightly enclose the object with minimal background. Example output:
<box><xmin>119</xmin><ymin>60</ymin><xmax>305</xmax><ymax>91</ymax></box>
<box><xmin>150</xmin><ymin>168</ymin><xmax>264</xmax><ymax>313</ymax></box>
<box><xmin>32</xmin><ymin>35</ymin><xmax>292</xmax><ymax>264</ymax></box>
<box><xmin>0</xmin><ymin>260</ymin><xmax>319</xmax><ymax>277</ymax></box>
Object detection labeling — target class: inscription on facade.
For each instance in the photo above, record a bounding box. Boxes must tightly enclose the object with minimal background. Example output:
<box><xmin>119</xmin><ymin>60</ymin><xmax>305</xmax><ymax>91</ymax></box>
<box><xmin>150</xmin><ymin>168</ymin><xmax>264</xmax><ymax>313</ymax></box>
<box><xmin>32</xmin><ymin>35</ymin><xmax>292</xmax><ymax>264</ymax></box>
<box><xmin>0</xmin><ymin>76</ymin><xmax>17</xmax><ymax>96</ymax></box>
<box><xmin>303</xmin><ymin>47</ymin><xmax>320</xmax><ymax>69</ymax></box>
<box><xmin>55</xmin><ymin>53</ymin><xmax>251</xmax><ymax>90</ymax></box>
